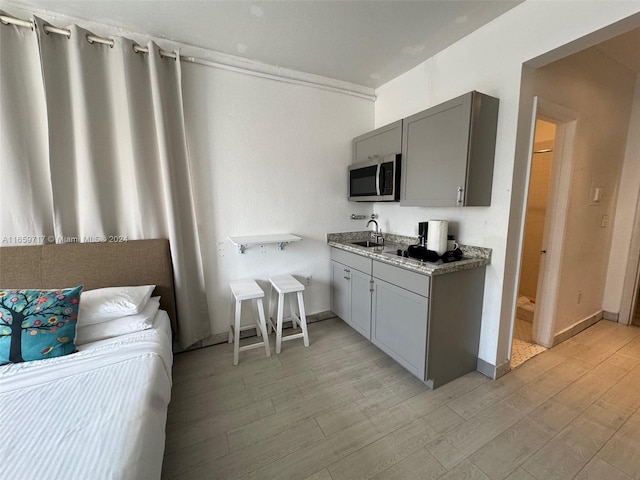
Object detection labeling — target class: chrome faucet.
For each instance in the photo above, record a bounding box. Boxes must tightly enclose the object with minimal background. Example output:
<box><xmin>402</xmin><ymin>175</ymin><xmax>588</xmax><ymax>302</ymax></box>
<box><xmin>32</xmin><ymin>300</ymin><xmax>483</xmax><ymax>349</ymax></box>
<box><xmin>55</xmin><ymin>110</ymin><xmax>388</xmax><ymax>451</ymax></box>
<box><xmin>367</xmin><ymin>219</ymin><xmax>384</xmax><ymax>245</ymax></box>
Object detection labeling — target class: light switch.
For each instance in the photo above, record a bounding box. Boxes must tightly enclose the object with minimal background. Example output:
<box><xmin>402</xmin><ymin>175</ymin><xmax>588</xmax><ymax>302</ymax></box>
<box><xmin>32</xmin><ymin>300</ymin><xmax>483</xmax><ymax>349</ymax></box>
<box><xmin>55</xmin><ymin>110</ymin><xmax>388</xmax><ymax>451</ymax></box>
<box><xmin>590</xmin><ymin>172</ymin><xmax>612</xmax><ymax>206</ymax></box>
<box><xmin>601</xmin><ymin>215</ymin><xmax>608</xmax><ymax>228</ymax></box>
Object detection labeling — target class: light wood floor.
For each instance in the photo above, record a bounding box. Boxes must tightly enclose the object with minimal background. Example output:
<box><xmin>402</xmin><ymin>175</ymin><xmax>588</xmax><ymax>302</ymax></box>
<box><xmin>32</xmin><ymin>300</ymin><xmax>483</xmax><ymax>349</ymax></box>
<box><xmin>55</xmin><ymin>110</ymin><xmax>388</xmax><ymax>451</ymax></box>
<box><xmin>162</xmin><ymin>317</ymin><xmax>640</xmax><ymax>480</ymax></box>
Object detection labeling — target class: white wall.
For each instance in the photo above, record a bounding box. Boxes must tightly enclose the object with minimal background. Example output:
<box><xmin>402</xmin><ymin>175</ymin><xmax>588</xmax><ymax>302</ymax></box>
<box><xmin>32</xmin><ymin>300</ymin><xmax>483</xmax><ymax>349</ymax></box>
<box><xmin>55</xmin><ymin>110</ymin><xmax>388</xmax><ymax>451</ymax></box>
<box><xmin>531</xmin><ymin>48</ymin><xmax>636</xmax><ymax>334</ymax></box>
<box><xmin>372</xmin><ymin>1</ymin><xmax>640</xmax><ymax>369</ymax></box>
<box><xmin>604</xmin><ymin>76</ymin><xmax>640</xmax><ymax>313</ymax></box>
<box><xmin>0</xmin><ymin>2</ymin><xmax>376</xmax><ymax>336</ymax></box>
<box><xmin>181</xmin><ymin>63</ymin><xmax>373</xmax><ymax>334</ymax></box>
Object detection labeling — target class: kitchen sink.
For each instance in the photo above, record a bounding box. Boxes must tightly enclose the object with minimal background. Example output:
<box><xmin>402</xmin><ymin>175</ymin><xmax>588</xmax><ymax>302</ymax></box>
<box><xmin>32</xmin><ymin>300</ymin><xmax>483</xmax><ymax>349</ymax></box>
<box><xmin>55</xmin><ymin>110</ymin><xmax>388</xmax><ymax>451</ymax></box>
<box><xmin>351</xmin><ymin>240</ymin><xmax>384</xmax><ymax>248</ymax></box>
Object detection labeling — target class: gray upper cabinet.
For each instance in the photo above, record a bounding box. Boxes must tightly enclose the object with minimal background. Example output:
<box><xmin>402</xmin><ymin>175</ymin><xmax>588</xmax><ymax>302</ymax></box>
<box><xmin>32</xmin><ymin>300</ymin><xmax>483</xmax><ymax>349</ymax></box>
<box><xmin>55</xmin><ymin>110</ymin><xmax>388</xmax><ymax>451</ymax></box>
<box><xmin>401</xmin><ymin>91</ymin><xmax>499</xmax><ymax>207</ymax></box>
<box><xmin>353</xmin><ymin>120</ymin><xmax>402</xmax><ymax>163</ymax></box>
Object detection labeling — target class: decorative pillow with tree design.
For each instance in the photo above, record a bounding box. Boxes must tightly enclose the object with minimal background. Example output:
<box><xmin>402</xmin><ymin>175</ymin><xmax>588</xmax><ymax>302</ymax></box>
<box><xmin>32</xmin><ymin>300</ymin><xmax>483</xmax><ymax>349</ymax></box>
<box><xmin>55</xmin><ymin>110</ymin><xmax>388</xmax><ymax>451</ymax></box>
<box><xmin>0</xmin><ymin>286</ymin><xmax>83</xmax><ymax>364</ymax></box>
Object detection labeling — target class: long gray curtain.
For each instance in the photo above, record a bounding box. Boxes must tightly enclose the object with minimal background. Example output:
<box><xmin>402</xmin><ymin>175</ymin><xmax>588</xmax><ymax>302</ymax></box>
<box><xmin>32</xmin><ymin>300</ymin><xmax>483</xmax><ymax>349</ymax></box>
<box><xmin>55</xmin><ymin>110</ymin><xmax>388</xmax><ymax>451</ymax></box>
<box><xmin>0</xmin><ymin>13</ymin><xmax>54</xmax><ymax>242</ymax></box>
<box><xmin>0</xmin><ymin>16</ymin><xmax>210</xmax><ymax>348</ymax></box>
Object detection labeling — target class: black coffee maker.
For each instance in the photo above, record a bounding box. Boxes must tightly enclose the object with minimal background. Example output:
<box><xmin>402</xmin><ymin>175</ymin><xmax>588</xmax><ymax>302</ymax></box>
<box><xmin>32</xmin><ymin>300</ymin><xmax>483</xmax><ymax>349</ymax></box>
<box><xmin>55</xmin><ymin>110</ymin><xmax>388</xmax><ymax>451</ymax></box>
<box><xmin>407</xmin><ymin>222</ymin><xmax>439</xmax><ymax>262</ymax></box>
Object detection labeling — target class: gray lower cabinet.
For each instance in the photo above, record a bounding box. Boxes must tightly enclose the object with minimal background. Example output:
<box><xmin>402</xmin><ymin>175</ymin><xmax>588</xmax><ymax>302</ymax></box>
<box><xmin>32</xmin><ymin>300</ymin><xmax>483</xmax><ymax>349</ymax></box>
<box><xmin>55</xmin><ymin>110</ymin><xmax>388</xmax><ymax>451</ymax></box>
<box><xmin>371</xmin><ymin>277</ymin><xmax>429</xmax><ymax>379</ymax></box>
<box><xmin>349</xmin><ymin>268</ymin><xmax>372</xmax><ymax>338</ymax></box>
<box><xmin>401</xmin><ymin>91</ymin><xmax>499</xmax><ymax>207</ymax></box>
<box><xmin>330</xmin><ymin>249</ymin><xmax>372</xmax><ymax>339</ymax></box>
<box><xmin>330</xmin><ymin>247</ymin><xmax>485</xmax><ymax>388</ymax></box>
<box><xmin>330</xmin><ymin>260</ymin><xmax>351</xmax><ymax>324</ymax></box>
<box><xmin>353</xmin><ymin>120</ymin><xmax>402</xmax><ymax>163</ymax></box>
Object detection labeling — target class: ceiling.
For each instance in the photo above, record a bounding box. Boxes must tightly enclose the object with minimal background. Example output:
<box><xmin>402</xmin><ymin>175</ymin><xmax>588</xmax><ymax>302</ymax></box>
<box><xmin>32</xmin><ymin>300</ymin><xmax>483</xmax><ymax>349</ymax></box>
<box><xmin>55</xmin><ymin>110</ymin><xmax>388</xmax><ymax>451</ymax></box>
<box><xmin>4</xmin><ymin>0</ymin><xmax>522</xmax><ymax>88</ymax></box>
<box><xmin>595</xmin><ymin>27</ymin><xmax>640</xmax><ymax>74</ymax></box>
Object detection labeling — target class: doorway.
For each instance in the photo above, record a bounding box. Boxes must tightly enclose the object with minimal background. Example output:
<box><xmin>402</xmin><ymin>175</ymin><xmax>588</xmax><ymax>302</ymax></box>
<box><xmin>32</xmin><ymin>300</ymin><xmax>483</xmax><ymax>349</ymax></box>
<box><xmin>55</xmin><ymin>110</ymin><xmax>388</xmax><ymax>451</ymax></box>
<box><xmin>512</xmin><ymin>119</ymin><xmax>556</xmax><ymax>367</ymax></box>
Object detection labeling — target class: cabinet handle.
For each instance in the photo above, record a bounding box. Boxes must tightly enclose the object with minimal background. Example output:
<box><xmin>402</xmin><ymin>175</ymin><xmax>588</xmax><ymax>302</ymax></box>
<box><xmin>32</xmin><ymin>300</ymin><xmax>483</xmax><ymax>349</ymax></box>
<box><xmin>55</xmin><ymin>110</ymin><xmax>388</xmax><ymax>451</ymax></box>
<box><xmin>344</xmin><ymin>269</ymin><xmax>351</xmax><ymax>280</ymax></box>
<box><xmin>456</xmin><ymin>187</ymin><xmax>464</xmax><ymax>205</ymax></box>
<box><xmin>369</xmin><ymin>279</ymin><xmax>374</xmax><ymax>293</ymax></box>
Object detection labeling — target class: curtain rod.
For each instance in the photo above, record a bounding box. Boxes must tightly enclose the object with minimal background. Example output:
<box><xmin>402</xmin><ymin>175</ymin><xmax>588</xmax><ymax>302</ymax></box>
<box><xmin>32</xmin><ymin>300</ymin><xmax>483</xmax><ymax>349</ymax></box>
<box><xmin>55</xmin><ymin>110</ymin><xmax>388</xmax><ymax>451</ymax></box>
<box><xmin>0</xmin><ymin>13</ymin><xmax>178</xmax><ymax>58</ymax></box>
<box><xmin>0</xmin><ymin>12</ymin><xmax>375</xmax><ymax>101</ymax></box>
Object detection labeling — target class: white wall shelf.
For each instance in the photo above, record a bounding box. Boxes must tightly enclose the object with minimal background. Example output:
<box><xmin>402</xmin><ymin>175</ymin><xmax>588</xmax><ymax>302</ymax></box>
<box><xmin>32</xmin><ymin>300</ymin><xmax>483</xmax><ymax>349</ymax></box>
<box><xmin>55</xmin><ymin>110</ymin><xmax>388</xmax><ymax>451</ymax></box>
<box><xmin>229</xmin><ymin>234</ymin><xmax>302</xmax><ymax>254</ymax></box>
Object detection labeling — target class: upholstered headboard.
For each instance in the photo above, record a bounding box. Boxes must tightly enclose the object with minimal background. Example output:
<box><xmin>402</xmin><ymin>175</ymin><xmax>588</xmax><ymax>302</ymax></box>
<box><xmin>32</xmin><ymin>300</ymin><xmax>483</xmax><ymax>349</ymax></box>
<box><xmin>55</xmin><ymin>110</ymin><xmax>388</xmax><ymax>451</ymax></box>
<box><xmin>0</xmin><ymin>239</ymin><xmax>177</xmax><ymax>333</ymax></box>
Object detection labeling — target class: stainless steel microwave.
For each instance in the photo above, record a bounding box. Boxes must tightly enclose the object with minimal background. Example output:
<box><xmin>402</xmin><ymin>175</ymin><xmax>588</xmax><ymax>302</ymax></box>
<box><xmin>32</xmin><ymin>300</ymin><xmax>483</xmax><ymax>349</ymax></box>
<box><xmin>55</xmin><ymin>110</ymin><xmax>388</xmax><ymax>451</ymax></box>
<box><xmin>348</xmin><ymin>154</ymin><xmax>401</xmax><ymax>202</ymax></box>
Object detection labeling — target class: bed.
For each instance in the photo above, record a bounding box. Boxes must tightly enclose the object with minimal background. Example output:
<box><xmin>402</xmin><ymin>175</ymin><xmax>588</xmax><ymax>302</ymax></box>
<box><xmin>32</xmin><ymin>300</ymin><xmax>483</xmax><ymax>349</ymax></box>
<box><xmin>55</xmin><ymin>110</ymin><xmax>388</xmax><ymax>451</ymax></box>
<box><xmin>0</xmin><ymin>240</ymin><xmax>176</xmax><ymax>480</ymax></box>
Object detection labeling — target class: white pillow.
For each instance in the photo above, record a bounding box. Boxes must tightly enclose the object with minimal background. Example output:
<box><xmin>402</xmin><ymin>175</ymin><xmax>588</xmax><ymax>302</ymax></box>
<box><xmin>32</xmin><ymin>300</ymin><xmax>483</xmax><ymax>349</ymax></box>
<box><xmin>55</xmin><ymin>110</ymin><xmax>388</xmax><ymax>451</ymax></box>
<box><xmin>78</xmin><ymin>285</ymin><xmax>155</xmax><ymax>325</ymax></box>
<box><xmin>75</xmin><ymin>297</ymin><xmax>160</xmax><ymax>345</ymax></box>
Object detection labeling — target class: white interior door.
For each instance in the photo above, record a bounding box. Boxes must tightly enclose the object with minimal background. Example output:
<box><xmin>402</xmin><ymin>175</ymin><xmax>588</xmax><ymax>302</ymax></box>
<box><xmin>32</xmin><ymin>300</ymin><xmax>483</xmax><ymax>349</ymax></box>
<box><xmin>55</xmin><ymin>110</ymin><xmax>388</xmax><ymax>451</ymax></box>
<box><xmin>526</xmin><ymin>97</ymin><xmax>579</xmax><ymax>348</ymax></box>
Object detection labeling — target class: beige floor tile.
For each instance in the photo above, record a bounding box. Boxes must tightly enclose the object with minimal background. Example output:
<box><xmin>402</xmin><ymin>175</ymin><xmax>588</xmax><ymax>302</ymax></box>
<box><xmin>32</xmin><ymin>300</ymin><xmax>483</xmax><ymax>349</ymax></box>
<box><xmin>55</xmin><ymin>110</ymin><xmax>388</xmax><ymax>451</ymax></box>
<box><xmin>370</xmin><ymin>446</ymin><xmax>446</xmax><ymax>480</ymax></box>
<box><xmin>190</xmin><ymin>419</ymin><xmax>324</xmax><ymax>480</ymax></box>
<box><xmin>503</xmin><ymin>468</ymin><xmax>537</xmax><ymax>480</ymax></box>
<box><xmin>447</xmin><ymin>374</ymin><xmax>524</xmax><ymax>420</ymax></box>
<box><xmin>248</xmin><ymin>369</ymin><xmax>318</xmax><ymax>401</ymax></box>
<box><xmin>164</xmin><ymin>424</ymin><xmax>228</xmax><ymax>455</ymax></box>
<box><xmin>436</xmin><ymin>393</ymin><xmax>536</xmax><ymax>460</ymax></box>
<box><xmin>327</xmin><ymin>416</ymin><xmax>440</xmax><ymax>480</ymax></box>
<box><xmin>439</xmin><ymin>459</ymin><xmax>491</xmax><ymax>480</ymax></box>
<box><xmin>552</xmin><ymin>354</ymin><xmax>631</xmax><ymax>412</ymax></box>
<box><xmin>303</xmin><ymin>469</ymin><xmax>333</xmax><ymax>480</ymax></box>
<box><xmin>324</xmin><ymin>401</ymin><xmax>419</xmax><ymax>459</ymax></box>
<box><xmin>426</xmin><ymin>435</ymin><xmax>467</xmax><ymax>470</ymax></box>
<box><xmin>163</xmin><ymin>319</ymin><xmax>640</xmax><ymax>480</ymax></box>
<box><xmin>516</xmin><ymin>358</ymin><xmax>590</xmax><ymax>406</ymax></box>
<box><xmin>161</xmin><ymin>432</ymin><xmax>229</xmax><ymax>479</ymax></box>
<box><xmin>597</xmin><ymin>365</ymin><xmax>640</xmax><ymax>413</ymax></box>
<box><xmin>167</xmin><ymin>397</ymin><xmax>275</xmax><ymax>438</ymax></box>
<box><xmin>470</xmin><ymin>416</ymin><xmax>553</xmax><ymax>480</ymax></box>
<box><xmin>246</xmin><ymin>439</ymin><xmax>340</xmax><ymax>480</ymax></box>
<box><xmin>597</xmin><ymin>412</ymin><xmax>640</xmax><ymax>479</ymax></box>
<box><xmin>405</xmin><ymin>371</ymin><xmax>488</xmax><ymax>417</ymax></box>
<box><xmin>618</xmin><ymin>335</ymin><xmax>640</xmax><ymax>359</ymax></box>
<box><xmin>522</xmin><ymin>414</ymin><xmax>616</xmax><ymax>480</ymax></box>
<box><xmin>509</xmin><ymin>350</ymin><xmax>565</xmax><ymax>383</ymax></box>
<box><xmin>526</xmin><ymin>399</ymin><xmax>580</xmax><ymax>434</ymax></box>
<box><xmin>226</xmin><ymin>384</ymin><xmax>363</xmax><ymax>451</ymax></box>
<box><xmin>314</xmin><ymin>401</ymin><xmax>368</xmax><ymax>436</ymax></box>
<box><xmin>574</xmin><ymin>457</ymin><xmax>634</xmax><ymax>480</ymax></box>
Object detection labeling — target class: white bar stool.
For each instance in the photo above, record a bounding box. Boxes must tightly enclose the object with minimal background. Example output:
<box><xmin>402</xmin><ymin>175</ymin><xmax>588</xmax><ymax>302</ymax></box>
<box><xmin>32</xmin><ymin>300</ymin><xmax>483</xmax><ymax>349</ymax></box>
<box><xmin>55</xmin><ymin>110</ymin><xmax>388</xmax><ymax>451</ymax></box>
<box><xmin>228</xmin><ymin>279</ymin><xmax>271</xmax><ymax>365</ymax></box>
<box><xmin>268</xmin><ymin>274</ymin><xmax>309</xmax><ymax>354</ymax></box>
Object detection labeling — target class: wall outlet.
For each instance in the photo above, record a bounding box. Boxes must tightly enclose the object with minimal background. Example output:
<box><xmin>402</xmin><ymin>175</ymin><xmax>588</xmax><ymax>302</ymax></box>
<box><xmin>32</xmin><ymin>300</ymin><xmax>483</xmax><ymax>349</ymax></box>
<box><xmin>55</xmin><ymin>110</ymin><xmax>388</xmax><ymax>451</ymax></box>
<box><xmin>577</xmin><ymin>290</ymin><xmax>582</xmax><ymax>304</ymax></box>
<box><xmin>305</xmin><ymin>275</ymin><xmax>312</xmax><ymax>286</ymax></box>
<box><xmin>601</xmin><ymin>215</ymin><xmax>609</xmax><ymax>228</ymax></box>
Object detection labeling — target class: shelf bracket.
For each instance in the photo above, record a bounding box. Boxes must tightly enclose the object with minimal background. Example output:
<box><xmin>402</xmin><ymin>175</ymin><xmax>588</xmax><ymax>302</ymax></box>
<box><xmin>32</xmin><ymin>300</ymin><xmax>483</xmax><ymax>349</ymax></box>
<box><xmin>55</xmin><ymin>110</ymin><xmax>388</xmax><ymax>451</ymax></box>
<box><xmin>237</xmin><ymin>244</ymin><xmax>246</xmax><ymax>254</ymax></box>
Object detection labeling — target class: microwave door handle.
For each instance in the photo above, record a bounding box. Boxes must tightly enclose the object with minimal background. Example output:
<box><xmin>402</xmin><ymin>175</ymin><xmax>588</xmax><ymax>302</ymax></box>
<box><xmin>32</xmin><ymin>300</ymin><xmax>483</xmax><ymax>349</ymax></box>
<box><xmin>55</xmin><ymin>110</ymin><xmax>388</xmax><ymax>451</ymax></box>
<box><xmin>375</xmin><ymin>163</ymin><xmax>381</xmax><ymax>196</ymax></box>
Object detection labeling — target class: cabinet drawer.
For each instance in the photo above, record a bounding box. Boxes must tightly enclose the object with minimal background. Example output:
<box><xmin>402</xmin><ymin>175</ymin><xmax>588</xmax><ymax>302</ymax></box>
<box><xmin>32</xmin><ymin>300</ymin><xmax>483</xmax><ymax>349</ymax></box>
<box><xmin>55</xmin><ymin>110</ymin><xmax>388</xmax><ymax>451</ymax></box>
<box><xmin>372</xmin><ymin>260</ymin><xmax>430</xmax><ymax>297</ymax></box>
<box><xmin>331</xmin><ymin>247</ymin><xmax>372</xmax><ymax>274</ymax></box>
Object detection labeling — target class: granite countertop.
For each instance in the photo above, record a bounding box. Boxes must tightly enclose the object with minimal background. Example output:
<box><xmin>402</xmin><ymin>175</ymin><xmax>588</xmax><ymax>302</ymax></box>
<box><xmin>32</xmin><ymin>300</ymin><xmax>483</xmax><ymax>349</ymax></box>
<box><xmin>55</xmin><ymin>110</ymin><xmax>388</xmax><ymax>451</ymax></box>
<box><xmin>327</xmin><ymin>231</ymin><xmax>491</xmax><ymax>276</ymax></box>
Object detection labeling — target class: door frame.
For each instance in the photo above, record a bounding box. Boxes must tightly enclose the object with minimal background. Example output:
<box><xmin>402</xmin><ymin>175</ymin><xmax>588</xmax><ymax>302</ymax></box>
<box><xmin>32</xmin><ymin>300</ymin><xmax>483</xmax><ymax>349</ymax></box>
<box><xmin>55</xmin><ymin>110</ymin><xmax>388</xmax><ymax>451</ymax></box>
<box><xmin>619</xmin><ymin>191</ymin><xmax>640</xmax><ymax>325</ymax></box>
<box><xmin>518</xmin><ymin>97</ymin><xmax>579</xmax><ymax>348</ymax></box>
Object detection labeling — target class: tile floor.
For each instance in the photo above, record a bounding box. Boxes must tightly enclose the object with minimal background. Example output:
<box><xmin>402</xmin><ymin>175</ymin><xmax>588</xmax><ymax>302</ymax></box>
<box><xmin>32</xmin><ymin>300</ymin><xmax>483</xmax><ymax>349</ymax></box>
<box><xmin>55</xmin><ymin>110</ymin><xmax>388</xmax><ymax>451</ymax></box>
<box><xmin>511</xmin><ymin>318</ymin><xmax>547</xmax><ymax>368</ymax></box>
<box><xmin>162</xmin><ymin>317</ymin><xmax>640</xmax><ymax>480</ymax></box>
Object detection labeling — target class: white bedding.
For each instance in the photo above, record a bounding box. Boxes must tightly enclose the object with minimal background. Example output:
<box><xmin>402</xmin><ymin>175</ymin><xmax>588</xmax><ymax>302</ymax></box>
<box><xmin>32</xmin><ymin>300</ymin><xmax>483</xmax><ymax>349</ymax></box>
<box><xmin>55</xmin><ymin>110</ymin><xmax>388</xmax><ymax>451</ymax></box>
<box><xmin>0</xmin><ymin>310</ymin><xmax>173</xmax><ymax>480</ymax></box>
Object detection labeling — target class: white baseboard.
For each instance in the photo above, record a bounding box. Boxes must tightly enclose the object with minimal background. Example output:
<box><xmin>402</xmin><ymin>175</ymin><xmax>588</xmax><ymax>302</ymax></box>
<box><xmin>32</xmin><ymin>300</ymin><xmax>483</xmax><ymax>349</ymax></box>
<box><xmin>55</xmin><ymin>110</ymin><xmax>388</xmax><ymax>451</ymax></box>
<box><xmin>175</xmin><ymin>310</ymin><xmax>335</xmax><ymax>353</ymax></box>
<box><xmin>552</xmin><ymin>310</ymin><xmax>603</xmax><ymax>347</ymax></box>
<box><xmin>477</xmin><ymin>357</ymin><xmax>511</xmax><ymax>380</ymax></box>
